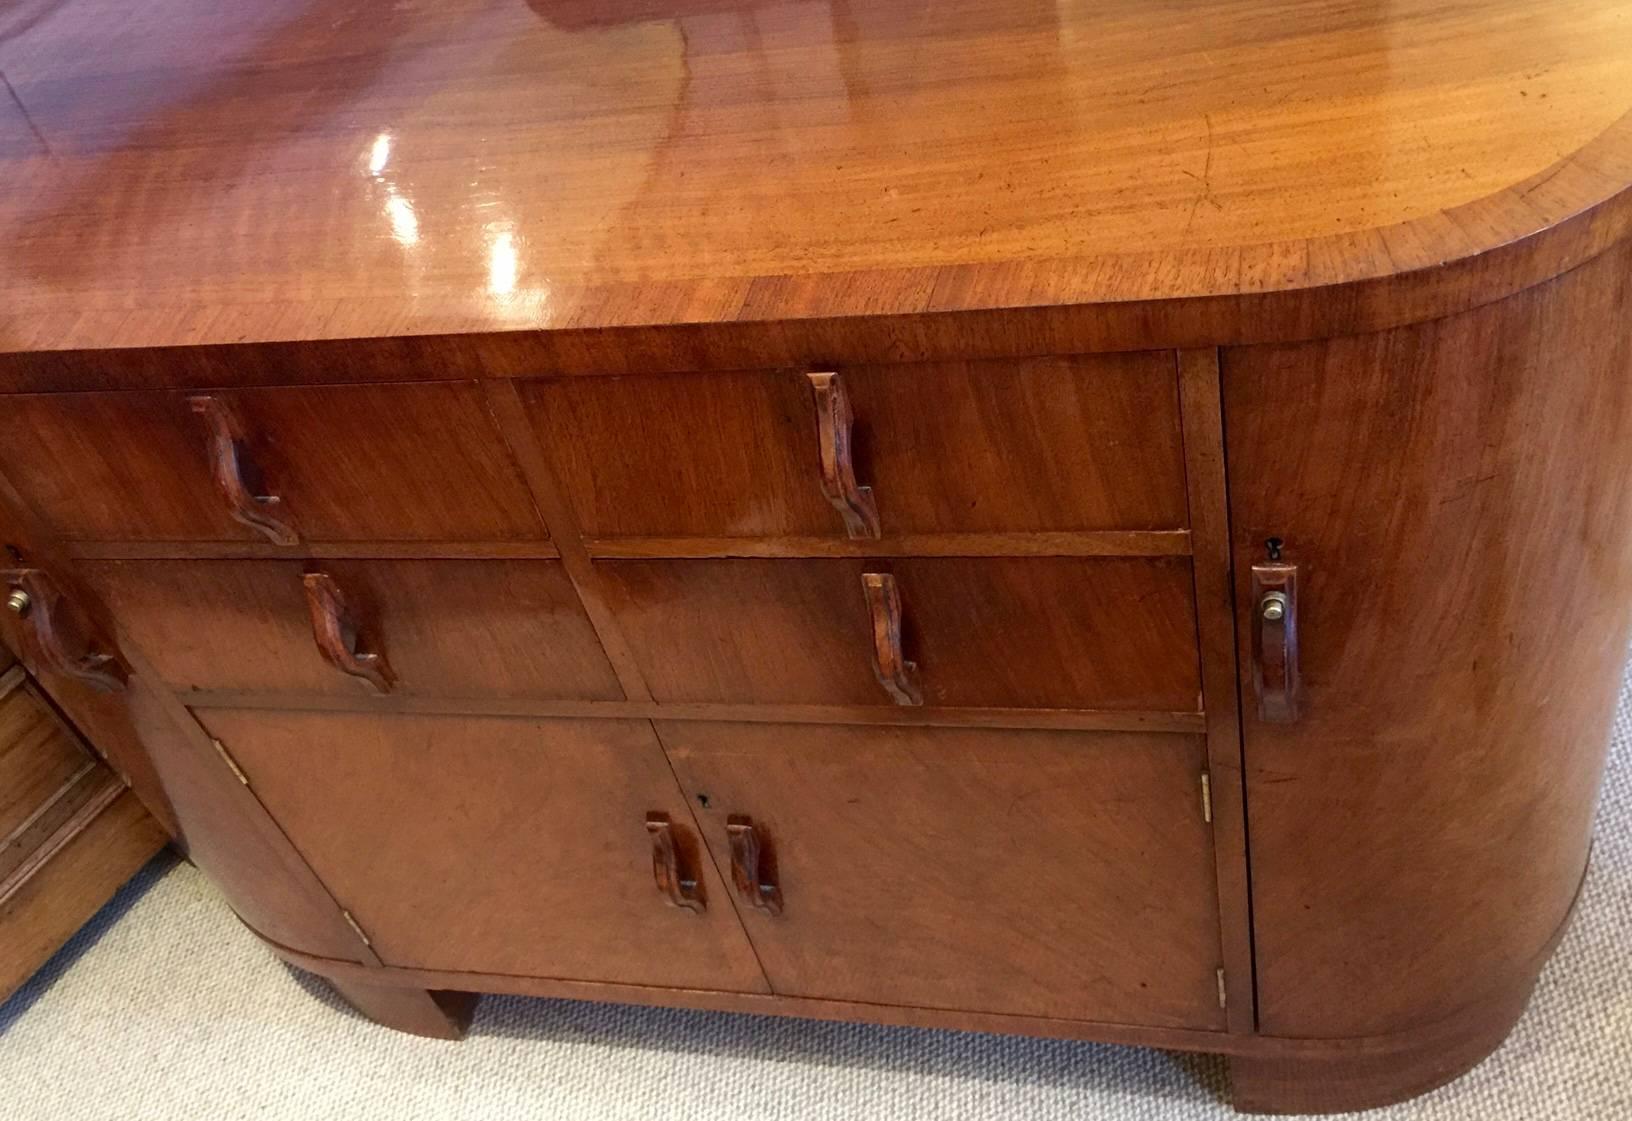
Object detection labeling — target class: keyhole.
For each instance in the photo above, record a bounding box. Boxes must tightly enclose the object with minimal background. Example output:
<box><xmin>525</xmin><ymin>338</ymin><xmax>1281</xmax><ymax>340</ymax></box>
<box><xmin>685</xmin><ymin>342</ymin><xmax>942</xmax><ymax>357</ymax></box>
<box><xmin>1265</xmin><ymin>537</ymin><xmax>1284</xmax><ymax>561</ymax></box>
<box><xmin>696</xmin><ymin>793</ymin><xmax>711</xmax><ymax>809</ymax></box>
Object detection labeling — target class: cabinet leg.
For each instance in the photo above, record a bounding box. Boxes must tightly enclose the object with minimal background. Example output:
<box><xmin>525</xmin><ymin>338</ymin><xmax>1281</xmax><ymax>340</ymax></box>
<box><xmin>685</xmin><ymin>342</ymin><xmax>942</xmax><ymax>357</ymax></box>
<box><xmin>1227</xmin><ymin>972</ymin><xmax>1536</xmax><ymax>1114</ymax></box>
<box><xmin>326</xmin><ymin>976</ymin><xmax>479</xmax><ymax>1040</ymax></box>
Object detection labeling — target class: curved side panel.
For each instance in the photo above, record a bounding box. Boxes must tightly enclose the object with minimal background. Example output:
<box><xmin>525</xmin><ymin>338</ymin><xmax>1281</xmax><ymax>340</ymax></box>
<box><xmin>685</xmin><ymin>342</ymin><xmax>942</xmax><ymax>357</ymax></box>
<box><xmin>1223</xmin><ymin>240</ymin><xmax>1632</xmax><ymax>1039</ymax></box>
<box><xmin>122</xmin><ymin>676</ymin><xmax>370</xmax><ymax>963</ymax></box>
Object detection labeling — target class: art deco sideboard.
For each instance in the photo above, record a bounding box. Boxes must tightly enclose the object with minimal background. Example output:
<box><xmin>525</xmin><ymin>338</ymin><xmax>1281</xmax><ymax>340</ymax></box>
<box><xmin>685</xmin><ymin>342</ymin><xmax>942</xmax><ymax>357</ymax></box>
<box><xmin>2</xmin><ymin>0</ymin><xmax>1631</xmax><ymax>1113</ymax></box>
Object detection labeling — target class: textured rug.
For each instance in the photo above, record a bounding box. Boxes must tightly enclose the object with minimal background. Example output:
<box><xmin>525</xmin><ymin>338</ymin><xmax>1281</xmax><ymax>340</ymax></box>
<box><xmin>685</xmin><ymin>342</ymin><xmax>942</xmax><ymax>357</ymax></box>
<box><xmin>4</xmin><ymin>658</ymin><xmax>1629</xmax><ymax>1120</ymax></box>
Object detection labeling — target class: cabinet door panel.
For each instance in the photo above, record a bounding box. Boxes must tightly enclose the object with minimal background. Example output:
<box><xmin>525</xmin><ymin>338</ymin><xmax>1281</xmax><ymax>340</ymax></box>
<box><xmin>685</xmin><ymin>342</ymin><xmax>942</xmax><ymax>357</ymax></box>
<box><xmin>521</xmin><ymin>354</ymin><xmax>1186</xmax><ymax>540</ymax></box>
<box><xmin>1223</xmin><ymin>246</ymin><xmax>1632</xmax><ymax>1037</ymax></box>
<box><xmin>661</xmin><ymin>721</ymin><xmax>1226</xmax><ymax>1030</ymax></box>
<box><xmin>0</xmin><ymin>383</ymin><xmax>545</xmax><ymax>543</ymax></box>
<box><xmin>80</xmin><ymin>558</ymin><xmax>621</xmax><ymax>700</ymax></box>
<box><xmin>603</xmin><ymin>557</ymin><xmax>1200</xmax><ymax>711</ymax></box>
<box><xmin>199</xmin><ymin>710</ymin><xmax>768</xmax><ymax>993</ymax></box>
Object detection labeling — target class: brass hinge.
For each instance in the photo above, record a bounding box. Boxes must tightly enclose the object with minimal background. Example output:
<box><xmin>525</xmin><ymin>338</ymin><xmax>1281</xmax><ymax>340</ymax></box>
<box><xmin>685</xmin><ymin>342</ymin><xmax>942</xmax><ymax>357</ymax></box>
<box><xmin>342</xmin><ymin>909</ymin><xmax>373</xmax><ymax>948</ymax></box>
<box><xmin>212</xmin><ymin>738</ymin><xmax>250</xmax><ymax>786</ymax></box>
<box><xmin>1217</xmin><ymin>967</ymin><xmax>1228</xmax><ymax>1009</ymax></box>
<box><xmin>1200</xmin><ymin>771</ymin><xmax>1213</xmax><ymax>824</ymax></box>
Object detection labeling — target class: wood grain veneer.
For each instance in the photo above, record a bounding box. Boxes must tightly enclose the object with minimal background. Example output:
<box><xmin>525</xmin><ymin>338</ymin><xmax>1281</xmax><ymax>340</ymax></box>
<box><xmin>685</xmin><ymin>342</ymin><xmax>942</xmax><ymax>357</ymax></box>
<box><xmin>0</xmin><ymin>2</ymin><xmax>1629</xmax><ymax>1113</ymax></box>
<box><xmin>198</xmin><ymin>710</ymin><xmax>768</xmax><ymax>995</ymax></box>
<box><xmin>660</xmin><ymin>722</ymin><xmax>1226</xmax><ymax>1030</ymax></box>
<box><xmin>78</xmin><ymin>558</ymin><xmax>621</xmax><ymax>701</ymax></box>
<box><xmin>1224</xmin><ymin>241</ymin><xmax>1632</xmax><ymax>1040</ymax></box>
<box><xmin>521</xmin><ymin>355</ymin><xmax>1188</xmax><ymax>540</ymax></box>
<box><xmin>599</xmin><ymin>557</ymin><xmax>1201</xmax><ymax>711</ymax></box>
<box><xmin>3</xmin><ymin>0</ymin><xmax>1632</xmax><ymax>355</ymax></box>
<box><xmin>0</xmin><ymin>384</ymin><xmax>547</xmax><ymax>545</ymax></box>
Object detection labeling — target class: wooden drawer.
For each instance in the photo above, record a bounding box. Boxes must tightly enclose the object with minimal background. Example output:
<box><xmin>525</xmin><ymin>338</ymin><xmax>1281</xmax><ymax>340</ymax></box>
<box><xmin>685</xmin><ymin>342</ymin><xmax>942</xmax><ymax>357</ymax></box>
<box><xmin>78</xmin><ymin>559</ymin><xmax>621</xmax><ymax>700</ymax></box>
<box><xmin>663</xmin><ymin>722</ymin><xmax>1226</xmax><ymax>1029</ymax></box>
<box><xmin>196</xmin><ymin>710</ymin><xmax>769</xmax><ymax>994</ymax></box>
<box><xmin>0</xmin><ymin>659</ymin><xmax>167</xmax><ymax>1003</ymax></box>
<box><xmin>521</xmin><ymin>354</ymin><xmax>1187</xmax><ymax>541</ymax></box>
<box><xmin>0</xmin><ymin>383</ymin><xmax>544</xmax><ymax>544</ymax></box>
<box><xmin>601</xmin><ymin>557</ymin><xmax>1200</xmax><ymax>711</ymax></box>
<box><xmin>0</xmin><ymin>665</ymin><xmax>93</xmax><ymax>845</ymax></box>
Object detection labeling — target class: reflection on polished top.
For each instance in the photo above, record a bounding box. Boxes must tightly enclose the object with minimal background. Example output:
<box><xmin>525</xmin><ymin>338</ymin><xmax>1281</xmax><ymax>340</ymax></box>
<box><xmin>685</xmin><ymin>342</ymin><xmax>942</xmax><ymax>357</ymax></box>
<box><xmin>2</xmin><ymin>0</ymin><xmax>1631</xmax><ymax>351</ymax></box>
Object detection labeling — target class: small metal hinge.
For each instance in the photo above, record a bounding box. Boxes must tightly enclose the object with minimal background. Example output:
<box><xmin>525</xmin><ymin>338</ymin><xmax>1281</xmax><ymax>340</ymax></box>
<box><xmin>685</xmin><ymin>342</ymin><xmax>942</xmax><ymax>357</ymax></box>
<box><xmin>1217</xmin><ymin>968</ymin><xmax>1228</xmax><ymax>1009</ymax></box>
<box><xmin>1200</xmin><ymin>771</ymin><xmax>1213</xmax><ymax>824</ymax></box>
<box><xmin>342</xmin><ymin>909</ymin><xmax>372</xmax><ymax>948</ymax></box>
<box><xmin>212</xmin><ymin>738</ymin><xmax>250</xmax><ymax>786</ymax></box>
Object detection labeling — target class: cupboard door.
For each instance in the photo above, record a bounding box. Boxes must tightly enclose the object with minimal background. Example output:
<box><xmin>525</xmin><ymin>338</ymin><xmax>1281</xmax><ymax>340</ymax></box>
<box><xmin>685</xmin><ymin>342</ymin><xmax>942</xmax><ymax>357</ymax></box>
<box><xmin>80</xmin><ymin>559</ymin><xmax>621</xmax><ymax>700</ymax></box>
<box><xmin>602</xmin><ymin>557</ymin><xmax>1200</xmax><ymax>711</ymax></box>
<box><xmin>0</xmin><ymin>383</ymin><xmax>545</xmax><ymax>544</ymax></box>
<box><xmin>521</xmin><ymin>354</ymin><xmax>1187</xmax><ymax>540</ymax></box>
<box><xmin>660</xmin><ymin>722</ymin><xmax>1226</xmax><ymax>1029</ymax></box>
<box><xmin>1223</xmin><ymin>249</ymin><xmax>1632</xmax><ymax>1037</ymax></box>
<box><xmin>198</xmin><ymin>711</ymin><xmax>768</xmax><ymax>993</ymax></box>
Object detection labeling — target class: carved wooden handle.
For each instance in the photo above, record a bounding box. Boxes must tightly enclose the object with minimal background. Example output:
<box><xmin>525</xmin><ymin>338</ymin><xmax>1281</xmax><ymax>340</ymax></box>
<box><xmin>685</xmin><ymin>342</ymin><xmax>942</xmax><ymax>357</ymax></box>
<box><xmin>1251</xmin><ymin>557</ymin><xmax>1301</xmax><ymax>722</ymax></box>
<box><xmin>188</xmin><ymin>395</ymin><xmax>299</xmax><ymax>546</ymax></box>
<box><xmin>3</xmin><ymin>569</ymin><xmax>125</xmax><ymax>692</ymax></box>
<box><xmin>726</xmin><ymin>815</ymin><xmax>783</xmax><ymax>916</ymax></box>
<box><xmin>861</xmin><ymin>572</ymin><xmax>922</xmax><ymax>706</ymax></box>
<box><xmin>645</xmin><ymin>813</ymin><xmax>705</xmax><ymax>913</ymax></box>
<box><xmin>302</xmin><ymin>573</ymin><xmax>395</xmax><ymax>693</ymax></box>
<box><xmin>806</xmin><ymin>371</ymin><xmax>881</xmax><ymax>539</ymax></box>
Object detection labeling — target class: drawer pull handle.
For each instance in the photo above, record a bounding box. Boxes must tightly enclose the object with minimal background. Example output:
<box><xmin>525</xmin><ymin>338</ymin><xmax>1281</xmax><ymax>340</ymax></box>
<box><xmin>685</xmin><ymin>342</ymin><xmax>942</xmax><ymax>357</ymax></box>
<box><xmin>645</xmin><ymin>813</ymin><xmax>705</xmax><ymax>913</ymax></box>
<box><xmin>302</xmin><ymin>573</ymin><xmax>396</xmax><ymax>694</ymax></box>
<box><xmin>726</xmin><ymin>815</ymin><xmax>783</xmax><ymax>916</ymax></box>
<box><xmin>189</xmin><ymin>395</ymin><xmax>299</xmax><ymax>547</ymax></box>
<box><xmin>862</xmin><ymin>572</ymin><xmax>922</xmax><ymax>706</ymax></box>
<box><xmin>1251</xmin><ymin>549</ymin><xmax>1300</xmax><ymax>722</ymax></box>
<box><xmin>807</xmin><ymin>371</ymin><xmax>881</xmax><ymax>539</ymax></box>
<box><xmin>2</xmin><ymin>569</ymin><xmax>125</xmax><ymax>692</ymax></box>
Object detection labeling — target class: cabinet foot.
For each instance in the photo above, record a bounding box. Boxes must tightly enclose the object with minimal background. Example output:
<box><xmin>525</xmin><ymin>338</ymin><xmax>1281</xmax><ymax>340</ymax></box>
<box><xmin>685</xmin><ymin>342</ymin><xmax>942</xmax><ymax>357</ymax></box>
<box><xmin>326</xmin><ymin>976</ymin><xmax>479</xmax><ymax>1040</ymax></box>
<box><xmin>1228</xmin><ymin>972</ymin><xmax>1537</xmax><ymax>1114</ymax></box>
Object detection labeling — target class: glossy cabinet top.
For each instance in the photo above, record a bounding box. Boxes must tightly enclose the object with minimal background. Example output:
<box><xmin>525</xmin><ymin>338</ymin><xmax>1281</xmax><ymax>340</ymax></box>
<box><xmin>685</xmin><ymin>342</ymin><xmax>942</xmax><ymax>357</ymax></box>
<box><xmin>2</xmin><ymin>0</ymin><xmax>1631</xmax><ymax>350</ymax></box>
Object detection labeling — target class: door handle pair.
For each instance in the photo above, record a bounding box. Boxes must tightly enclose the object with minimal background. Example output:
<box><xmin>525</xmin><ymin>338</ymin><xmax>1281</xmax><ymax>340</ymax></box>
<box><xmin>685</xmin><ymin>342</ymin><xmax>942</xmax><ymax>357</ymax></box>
<box><xmin>645</xmin><ymin>813</ymin><xmax>783</xmax><ymax>917</ymax></box>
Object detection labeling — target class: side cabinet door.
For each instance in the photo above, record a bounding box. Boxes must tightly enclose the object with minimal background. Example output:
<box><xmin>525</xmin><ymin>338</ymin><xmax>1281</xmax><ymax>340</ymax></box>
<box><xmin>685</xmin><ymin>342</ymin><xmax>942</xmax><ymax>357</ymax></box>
<box><xmin>1223</xmin><ymin>246</ymin><xmax>1632</xmax><ymax>1039</ymax></box>
<box><xmin>198</xmin><ymin>710</ymin><xmax>769</xmax><ymax>995</ymax></box>
<box><xmin>658</xmin><ymin>721</ymin><xmax>1228</xmax><ymax>1031</ymax></box>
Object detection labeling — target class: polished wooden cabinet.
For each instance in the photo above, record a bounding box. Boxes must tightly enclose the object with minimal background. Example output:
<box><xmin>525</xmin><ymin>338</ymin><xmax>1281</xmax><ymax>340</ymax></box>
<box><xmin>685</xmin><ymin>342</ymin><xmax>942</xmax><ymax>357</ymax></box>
<box><xmin>3</xmin><ymin>1</ymin><xmax>1631</xmax><ymax>1114</ymax></box>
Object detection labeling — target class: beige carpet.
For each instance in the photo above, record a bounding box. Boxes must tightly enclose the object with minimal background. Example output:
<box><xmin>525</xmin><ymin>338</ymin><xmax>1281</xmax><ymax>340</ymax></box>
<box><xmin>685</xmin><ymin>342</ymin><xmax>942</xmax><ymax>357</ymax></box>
<box><xmin>5</xmin><ymin>658</ymin><xmax>1630</xmax><ymax>1119</ymax></box>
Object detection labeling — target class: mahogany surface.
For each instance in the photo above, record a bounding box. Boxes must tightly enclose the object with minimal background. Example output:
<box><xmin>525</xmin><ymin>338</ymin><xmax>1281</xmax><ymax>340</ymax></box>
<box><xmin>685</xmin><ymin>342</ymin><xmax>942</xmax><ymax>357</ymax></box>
<box><xmin>79</xmin><ymin>558</ymin><xmax>621</xmax><ymax>700</ymax></box>
<box><xmin>521</xmin><ymin>355</ymin><xmax>1188</xmax><ymax>540</ymax></box>
<box><xmin>0</xmin><ymin>384</ymin><xmax>547</xmax><ymax>545</ymax></box>
<box><xmin>660</xmin><ymin>721</ymin><xmax>1226</xmax><ymax>1030</ymax></box>
<box><xmin>198</xmin><ymin>710</ymin><xmax>768</xmax><ymax>994</ymax></box>
<box><xmin>600</xmin><ymin>557</ymin><xmax>1201</xmax><ymax>710</ymax></box>
<box><xmin>1</xmin><ymin>1</ymin><xmax>1631</xmax><ymax>1115</ymax></box>
<box><xmin>0</xmin><ymin>645</ymin><xmax>168</xmax><ymax>1002</ymax></box>
<box><xmin>1225</xmin><ymin>242</ymin><xmax>1632</xmax><ymax>1040</ymax></box>
<box><xmin>3</xmin><ymin>0</ymin><xmax>1632</xmax><ymax>353</ymax></box>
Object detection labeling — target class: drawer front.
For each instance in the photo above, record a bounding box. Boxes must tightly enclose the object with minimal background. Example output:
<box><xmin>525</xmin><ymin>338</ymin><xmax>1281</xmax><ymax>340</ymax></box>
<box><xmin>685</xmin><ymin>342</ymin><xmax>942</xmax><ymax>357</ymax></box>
<box><xmin>0</xmin><ymin>668</ymin><xmax>93</xmax><ymax>843</ymax></box>
<box><xmin>601</xmin><ymin>557</ymin><xmax>1200</xmax><ymax>711</ymax></box>
<box><xmin>198</xmin><ymin>710</ymin><xmax>769</xmax><ymax>993</ymax></box>
<box><xmin>664</xmin><ymin>722</ymin><xmax>1226</xmax><ymax>1029</ymax></box>
<box><xmin>0</xmin><ymin>383</ymin><xmax>544</xmax><ymax>543</ymax></box>
<box><xmin>79</xmin><ymin>559</ymin><xmax>621</xmax><ymax>700</ymax></box>
<box><xmin>522</xmin><ymin>354</ymin><xmax>1186</xmax><ymax>540</ymax></box>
